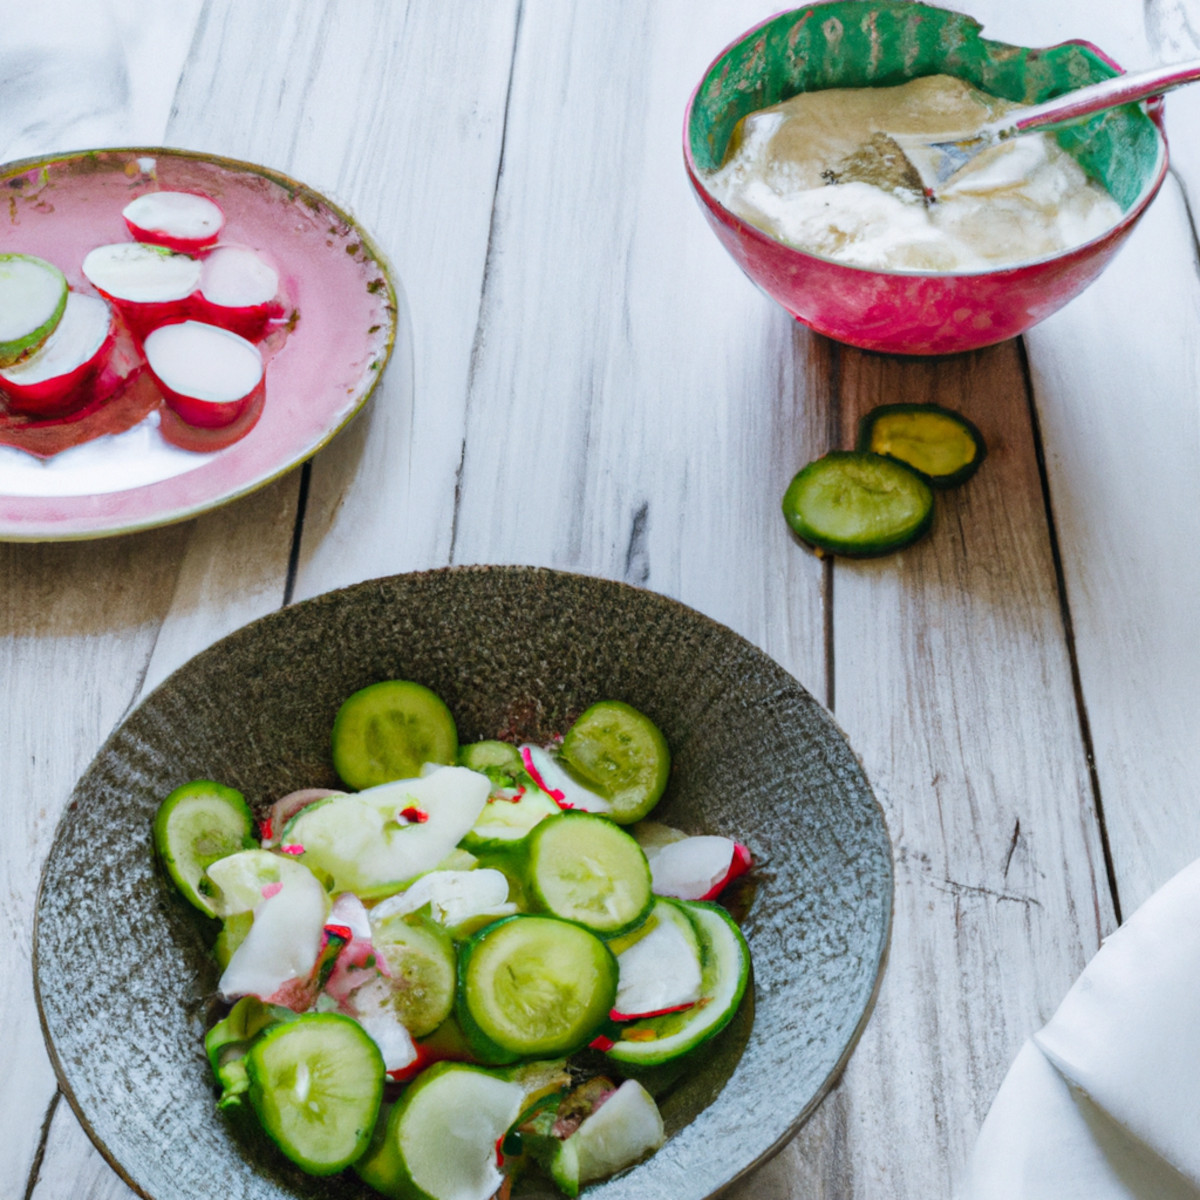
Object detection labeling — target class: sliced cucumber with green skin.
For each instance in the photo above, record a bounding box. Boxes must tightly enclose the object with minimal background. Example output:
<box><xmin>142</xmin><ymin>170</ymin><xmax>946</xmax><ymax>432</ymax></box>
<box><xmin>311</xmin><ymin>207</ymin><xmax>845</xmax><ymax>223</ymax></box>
<box><xmin>332</xmin><ymin>680</ymin><xmax>458</xmax><ymax>789</ymax></box>
<box><xmin>559</xmin><ymin>701</ymin><xmax>671</xmax><ymax>824</ymax></box>
<box><xmin>202</xmin><ymin>847</ymin><xmax>316</xmax><ymax>917</ymax></box>
<box><xmin>0</xmin><ymin>254</ymin><xmax>67</xmax><ymax>366</ymax></box>
<box><xmin>283</xmin><ymin>767</ymin><xmax>490</xmax><ymax>898</ymax></box>
<box><xmin>457</xmin><ymin>739</ymin><xmax>527</xmax><ymax>787</ymax></box>
<box><xmin>354</xmin><ymin>1063</ymin><xmax>524</xmax><ymax>1200</ymax></box>
<box><xmin>525</xmin><ymin>812</ymin><xmax>653</xmax><ymax>937</ymax></box>
<box><xmin>246</xmin><ymin>1013</ymin><xmax>384</xmax><ymax>1175</ymax></box>
<box><xmin>359</xmin><ymin>910</ymin><xmax>457</xmax><ymax>1038</ymax></box>
<box><xmin>782</xmin><ymin>450</ymin><xmax>933</xmax><ymax>557</ymax></box>
<box><xmin>205</xmin><ymin>996</ymin><xmax>296</xmax><ymax>1109</ymax></box>
<box><xmin>461</xmin><ymin>783</ymin><xmax>560</xmax><ymax>855</ymax></box>
<box><xmin>604</xmin><ymin>901</ymin><xmax>749</xmax><ymax>1067</ymax></box>
<box><xmin>214</xmin><ymin>910</ymin><xmax>253</xmax><ymax>969</ymax></box>
<box><xmin>547</xmin><ymin>1079</ymin><xmax>665</xmax><ymax>1197</ymax></box>
<box><xmin>458</xmin><ymin>915</ymin><xmax>618</xmax><ymax>1064</ymax></box>
<box><xmin>858</xmin><ymin>403</ymin><xmax>986</xmax><ymax>488</ymax></box>
<box><xmin>153</xmin><ymin>780</ymin><xmax>254</xmax><ymax>917</ymax></box>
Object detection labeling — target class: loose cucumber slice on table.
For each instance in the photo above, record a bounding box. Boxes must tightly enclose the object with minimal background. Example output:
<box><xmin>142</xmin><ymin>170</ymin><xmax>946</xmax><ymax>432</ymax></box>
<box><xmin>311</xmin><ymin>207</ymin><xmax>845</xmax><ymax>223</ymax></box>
<box><xmin>604</xmin><ymin>901</ymin><xmax>749</xmax><ymax>1068</ymax></box>
<box><xmin>525</xmin><ymin>811</ymin><xmax>653</xmax><ymax>937</ymax></box>
<box><xmin>558</xmin><ymin>701</ymin><xmax>670</xmax><ymax>824</ymax></box>
<box><xmin>332</xmin><ymin>680</ymin><xmax>458</xmax><ymax>789</ymax></box>
<box><xmin>0</xmin><ymin>254</ymin><xmax>68</xmax><ymax>366</ymax></box>
<box><xmin>458</xmin><ymin>914</ymin><xmax>618</xmax><ymax>1063</ymax></box>
<box><xmin>355</xmin><ymin>1063</ymin><xmax>524</xmax><ymax>1200</ymax></box>
<box><xmin>153</xmin><ymin>780</ymin><xmax>254</xmax><ymax>917</ymax></box>
<box><xmin>782</xmin><ymin>450</ymin><xmax>933</xmax><ymax>557</ymax></box>
<box><xmin>857</xmin><ymin>402</ymin><xmax>986</xmax><ymax>488</ymax></box>
<box><xmin>246</xmin><ymin>1012</ymin><xmax>384</xmax><ymax>1175</ymax></box>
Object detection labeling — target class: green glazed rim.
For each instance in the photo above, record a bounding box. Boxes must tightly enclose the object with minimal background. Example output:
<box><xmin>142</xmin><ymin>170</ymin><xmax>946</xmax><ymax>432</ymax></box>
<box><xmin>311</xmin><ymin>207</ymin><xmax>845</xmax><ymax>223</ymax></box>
<box><xmin>687</xmin><ymin>0</ymin><xmax>1164</xmax><ymax>211</ymax></box>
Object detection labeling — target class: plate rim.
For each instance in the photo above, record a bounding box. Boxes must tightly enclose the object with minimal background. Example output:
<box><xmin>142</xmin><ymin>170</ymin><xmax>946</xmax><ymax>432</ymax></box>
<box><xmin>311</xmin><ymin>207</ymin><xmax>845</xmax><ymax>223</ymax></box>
<box><xmin>32</xmin><ymin>564</ymin><xmax>894</xmax><ymax>1199</ymax></box>
<box><xmin>0</xmin><ymin>144</ymin><xmax>402</xmax><ymax>543</ymax></box>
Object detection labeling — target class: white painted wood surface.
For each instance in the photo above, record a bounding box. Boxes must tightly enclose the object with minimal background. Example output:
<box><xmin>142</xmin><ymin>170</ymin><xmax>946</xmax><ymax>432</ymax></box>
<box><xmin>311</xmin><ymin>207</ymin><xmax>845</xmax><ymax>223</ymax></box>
<box><xmin>3</xmin><ymin>2</ymin><xmax>1198</xmax><ymax>1198</ymax></box>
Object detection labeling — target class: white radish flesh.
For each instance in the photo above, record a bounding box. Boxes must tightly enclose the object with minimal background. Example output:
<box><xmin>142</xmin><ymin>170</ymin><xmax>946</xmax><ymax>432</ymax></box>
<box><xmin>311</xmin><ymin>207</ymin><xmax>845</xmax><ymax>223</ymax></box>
<box><xmin>370</xmin><ymin>868</ymin><xmax>514</xmax><ymax>932</ymax></box>
<box><xmin>521</xmin><ymin>744</ymin><xmax>612</xmax><ymax>814</ymax></box>
<box><xmin>204</xmin><ymin>848</ymin><xmax>319</xmax><ymax>918</ymax></box>
<box><xmin>614</xmin><ymin>905</ymin><xmax>703</xmax><ymax>1018</ymax></box>
<box><xmin>144</xmin><ymin>320</ymin><xmax>263</xmax><ymax>427</ymax></box>
<box><xmin>123</xmin><ymin>191</ymin><xmax>224</xmax><ymax>251</ymax></box>
<box><xmin>645</xmin><ymin>835</ymin><xmax>739</xmax><ymax>900</ymax></box>
<box><xmin>0</xmin><ymin>292</ymin><xmax>112</xmax><ymax>411</ymax></box>
<box><xmin>567</xmin><ymin>1080</ymin><xmax>666</xmax><ymax>1187</ymax></box>
<box><xmin>200</xmin><ymin>245</ymin><xmax>278</xmax><ymax>307</ymax></box>
<box><xmin>82</xmin><ymin>242</ymin><xmax>200</xmax><ymax>304</ymax></box>
<box><xmin>218</xmin><ymin>863</ymin><xmax>329</xmax><ymax>1000</ymax></box>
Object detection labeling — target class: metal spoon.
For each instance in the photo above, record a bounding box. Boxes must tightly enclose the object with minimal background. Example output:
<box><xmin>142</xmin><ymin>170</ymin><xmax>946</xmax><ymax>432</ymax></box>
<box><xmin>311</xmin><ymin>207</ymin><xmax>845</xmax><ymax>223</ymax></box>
<box><xmin>907</xmin><ymin>57</ymin><xmax>1200</xmax><ymax>189</ymax></box>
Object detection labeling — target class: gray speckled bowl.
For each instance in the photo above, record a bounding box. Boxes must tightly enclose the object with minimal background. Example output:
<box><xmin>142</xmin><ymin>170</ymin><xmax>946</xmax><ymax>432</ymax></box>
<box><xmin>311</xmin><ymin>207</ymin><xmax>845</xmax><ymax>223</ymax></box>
<box><xmin>34</xmin><ymin>566</ymin><xmax>892</xmax><ymax>1200</ymax></box>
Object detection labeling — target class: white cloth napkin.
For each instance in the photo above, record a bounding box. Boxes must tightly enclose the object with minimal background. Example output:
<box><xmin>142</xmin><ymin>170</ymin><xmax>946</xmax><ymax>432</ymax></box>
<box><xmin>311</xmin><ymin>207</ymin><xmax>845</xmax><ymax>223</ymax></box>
<box><xmin>958</xmin><ymin>858</ymin><xmax>1200</xmax><ymax>1200</ymax></box>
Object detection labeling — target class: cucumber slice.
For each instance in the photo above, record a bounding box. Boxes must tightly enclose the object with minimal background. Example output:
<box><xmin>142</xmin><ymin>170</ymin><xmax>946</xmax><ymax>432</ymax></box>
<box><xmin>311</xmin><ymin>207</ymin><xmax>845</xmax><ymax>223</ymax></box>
<box><xmin>246</xmin><ymin>1013</ymin><xmax>384</xmax><ymax>1175</ymax></box>
<box><xmin>858</xmin><ymin>402</ymin><xmax>986</xmax><ymax>488</ymax></box>
<box><xmin>458</xmin><ymin>915</ymin><xmax>618</xmax><ymax>1063</ymax></box>
<box><xmin>0</xmin><ymin>254</ymin><xmax>67</xmax><ymax>366</ymax></box>
<box><xmin>153</xmin><ymin>780</ymin><xmax>254</xmax><ymax>917</ymax></box>
<box><xmin>457</xmin><ymin>739</ymin><xmax>526</xmax><ymax>787</ymax></box>
<box><xmin>214</xmin><ymin>911</ymin><xmax>254</xmax><ymax>969</ymax></box>
<box><xmin>604</xmin><ymin>901</ymin><xmax>749</xmax><ymax>1067</ymax></box>
<box><xmin>332</xmin><ymin>680</ymin><xmax>458</xmax><ymax>789</ymax></box>
<box><xmin>354</xmin><ymin>1063</ymin><xmax>524</xmax><ymax>1200</ymax></box>
<box><xmin>359</xmin><ymin>910</ymin><xmax>457</xmax><ymax>1037</ymax></box>
<box><xmin>525</xmin><ymin>812</ymin><xmax>653</xmax><ymax>937</ymax></box>
<box><xmin>782</xmin><ymin>450</ymin><xmax>933</xmax><ymax>557</ymax></box>
<box><xmin>548</xmin><ymin>1080</ymin><xmax>665</xmax><ymax>1196</ymax></box>
<box><xmin>202</xmin><ymin>847</ymin><xmax>317</xmax><ymax>917</ymax></box>
<box><xmin>283</xmin><ymin>767</ymin><xmax>490</xmax><ymax>898</ymax></box>
<box><xmin>559</xmin><ymin>701</ymin><xmax>671</xmax><ymax>824</ymax></box>
<box><xmin>461</xmin><ymin>784</ymin><xmax>559</xmax><ymax>855</ymax></box>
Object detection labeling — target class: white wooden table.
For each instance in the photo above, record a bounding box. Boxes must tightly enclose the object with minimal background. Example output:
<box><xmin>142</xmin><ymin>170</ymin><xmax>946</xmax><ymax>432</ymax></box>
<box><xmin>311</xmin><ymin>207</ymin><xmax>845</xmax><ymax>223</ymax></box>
<box><xmin>3</xmin><ymin>2</ymin><xmax>1198</xmax><ymax>1197</ymax></box>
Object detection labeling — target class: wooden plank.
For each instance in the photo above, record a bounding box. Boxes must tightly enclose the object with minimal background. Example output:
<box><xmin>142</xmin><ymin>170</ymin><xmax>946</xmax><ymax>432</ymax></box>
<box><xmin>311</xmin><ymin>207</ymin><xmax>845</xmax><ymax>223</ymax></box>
<box><xmin>0</xmin><ymin>5</ymin><xmax>204</xmax><ymax>1196</ymax></box>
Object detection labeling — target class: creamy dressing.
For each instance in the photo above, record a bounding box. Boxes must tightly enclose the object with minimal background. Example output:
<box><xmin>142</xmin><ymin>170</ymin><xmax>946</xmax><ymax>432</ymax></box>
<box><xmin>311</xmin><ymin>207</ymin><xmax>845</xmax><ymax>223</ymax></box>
<box><xmin>705</xmin><ymin>75</ymin><xmax>1124</xmax><ymax>272</ymax></box>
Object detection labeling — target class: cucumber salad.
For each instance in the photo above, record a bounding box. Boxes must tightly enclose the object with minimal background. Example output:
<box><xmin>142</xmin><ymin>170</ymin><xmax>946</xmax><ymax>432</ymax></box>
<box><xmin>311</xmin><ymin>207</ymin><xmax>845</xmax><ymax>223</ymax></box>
<box><xmin>155</xmin><ymin>682</ymin><xmax>753</xmax><ymax>1200</ymax></box>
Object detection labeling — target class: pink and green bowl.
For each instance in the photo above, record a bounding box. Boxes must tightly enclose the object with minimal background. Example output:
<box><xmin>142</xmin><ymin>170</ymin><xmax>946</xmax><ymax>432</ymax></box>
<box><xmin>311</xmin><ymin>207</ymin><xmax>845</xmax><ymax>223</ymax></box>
<box><xmin>684</xmin><ymin>1</ymin><xmax>1169</xmax><ymax>355</ymax></box>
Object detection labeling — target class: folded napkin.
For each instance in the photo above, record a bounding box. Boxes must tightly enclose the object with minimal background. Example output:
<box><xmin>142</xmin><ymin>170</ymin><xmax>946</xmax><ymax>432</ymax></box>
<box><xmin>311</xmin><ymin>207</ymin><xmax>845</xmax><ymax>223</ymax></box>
<box><xmin>958</xmin><ymin>858</ymin><xmax>1200</xmax><ymax>1200</ymax></box>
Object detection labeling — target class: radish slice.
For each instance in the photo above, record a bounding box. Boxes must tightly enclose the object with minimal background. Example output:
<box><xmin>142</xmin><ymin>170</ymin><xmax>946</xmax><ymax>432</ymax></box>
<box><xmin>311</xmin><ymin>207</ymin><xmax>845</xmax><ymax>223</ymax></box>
<box><xmin>0</xmin><ymin>293</ymin><xmax>114</xmax><ymax>415</ymax></box>
<box><xmin>613</xmin><ymin>903</ymin><xmax>703</xmax><ymax>1020</ymax></box>
<box><xmin>82</xmin><ymin>242</ymin><xmax>200</xmax><ymax>338</ymax></box>
<box><xmin>567</xmin><ymin>1080</ymin><xmax>665</xmax><ymax>1188</ymax></box>
<box><xmin>355</xmin><ymin>1007</ymin><xmax>418</xmax><ymax>1074</ymax></box>
<box><xmin>645</xmin><ymin>835</ymin><xmax>751</xmax><ymax>901</ymax></box>
<box><xmin>218</xmin><ymin>862</ymin><xmax>329</xmax><ymax>1000</ymax></box>
<box><xmin>521</xmin><ymin>744</ymin><xmax>612</xmax><ymax>814</ymax></box>
<box><xmin>370</xmin><ymin>868</ymin><xmax>514</xmax><ymax>934</ymax></box>
<box><xmin>196</xmin><ymin>245</ymin><xmax>280</xmax><ymax>339</ymax></box>
<box><xmin>123</xmin><ymin>191</ymin><xmax>225</xmax><ymax>252</ymax></box>
<box><xmin>144</xmin><ymin>319</ymin><xmax>264</xmax><ymax>428</ymax></box>
<box><xmin>0</xmin><ymin>254</ymin><xmax>67</xmax><ymax>366</ymax></box>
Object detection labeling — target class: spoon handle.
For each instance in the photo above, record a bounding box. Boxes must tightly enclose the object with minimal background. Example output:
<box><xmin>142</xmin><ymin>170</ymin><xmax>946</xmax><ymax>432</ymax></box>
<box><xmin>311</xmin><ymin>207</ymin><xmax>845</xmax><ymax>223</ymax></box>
<box><xmin>994</xmin><ymin>57</ymin><xmax>1200</xmax><ymax>138</ymax></box>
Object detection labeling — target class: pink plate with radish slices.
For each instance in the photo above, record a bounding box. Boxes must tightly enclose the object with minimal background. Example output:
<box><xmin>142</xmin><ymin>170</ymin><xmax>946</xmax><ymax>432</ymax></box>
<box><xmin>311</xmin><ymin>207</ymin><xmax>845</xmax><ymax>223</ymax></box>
<box><xmin>0</xmin><ymin>148</ymin><xmax>398</xmax><ymax>541</ymax></box>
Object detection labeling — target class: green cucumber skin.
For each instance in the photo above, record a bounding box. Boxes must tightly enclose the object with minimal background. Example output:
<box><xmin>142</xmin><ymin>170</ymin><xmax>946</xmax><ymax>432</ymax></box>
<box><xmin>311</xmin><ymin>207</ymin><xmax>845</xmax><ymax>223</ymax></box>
<box><xmin>782</xmin><ymin>451</ymin><xmax>934</xmax><ymax>558</ymax></box>
<box><xmin>604</xmin><ymin>901</ymin><xmax>750</xmax><ymax>1069</ymax></box>
<box><xmin>153</xmin><ymin>780</ymin><xmax>254</xmax><ymax>918</ymax></box>
<box><xmin>332</xmin><ymin>680</ymin><xmax>459</xmax><ymax>790</ymax></box>
<box><xmin>0</xmin><ymin>254</ymin><xmax>68</xmax><ymax>365</ymax></box>
<box><xmin>525</xmin><ymin>811</ymin><xmax>654</xmax><ymax>938</ymax></box>
<box><xmin>456</xmin><ymin>915</ymin><xmax>618</xmax><ymax>1065</ymax></box>
<box><xmin>856</xmin><ymin>403</ymin><xmax>987</xmax><ymax>489</ymax></box>
<box><xmin>246</xmin><ymin>1013</ymin><xmax>384</xmax><ymax>1176</ymax></box>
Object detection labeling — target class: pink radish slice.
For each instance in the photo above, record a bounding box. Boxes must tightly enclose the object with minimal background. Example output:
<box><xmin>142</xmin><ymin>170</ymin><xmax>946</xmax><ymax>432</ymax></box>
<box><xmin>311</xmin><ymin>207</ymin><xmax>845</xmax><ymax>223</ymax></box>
<box><xmin>195</xmin><ymin>245</ymin><xmax>281</xmax><ymax>339</ymax></box>
<box><xmin>82</xmin><ymin>242</ymin><xmax>200</xmax><ymax>338</ymax></box>
<box><xmin>123</xmin><ymin>190</ymin><xmax>225</xmax><ymax>252</ymax></box>
<box><xmin>645</xmin><ymin>836</ymin><xmax>751</xmax><ymax>901</ymax></box>
<box><xmin>158</xmin><ymin>384</ymin><xmax>264</xmax><ymax>451</ymax></box>
<box><xmin>0</xmin><ymin>293</ymin><xmax>114</xmax><ymax>415</ymax></box>
<box><xmin>144</xmin><ymin>319</ymin><xmax>264</xmax><ymax>428</ymax></box>
<box><xmin>612</xmin><ymin>912</ymin><xmax>703</xmax><ymax>1020</ymax></box>
<box><xmin>323</xmin><ymin>893</ymin><xmax>387</xmax><ymax>1001</ymax></box>
<box><xmin>520</xmin><ymin>744</ymin><xmax>612</xmax><ymax>814</ymax></box>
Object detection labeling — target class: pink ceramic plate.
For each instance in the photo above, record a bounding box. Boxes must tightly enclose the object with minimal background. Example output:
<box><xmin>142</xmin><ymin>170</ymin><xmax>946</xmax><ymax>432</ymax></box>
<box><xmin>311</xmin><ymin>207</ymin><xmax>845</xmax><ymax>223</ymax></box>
<box><xmin>0</xmin><ymin>148</ymin><xmax>397</xmax><ymax>540</ymax></box>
